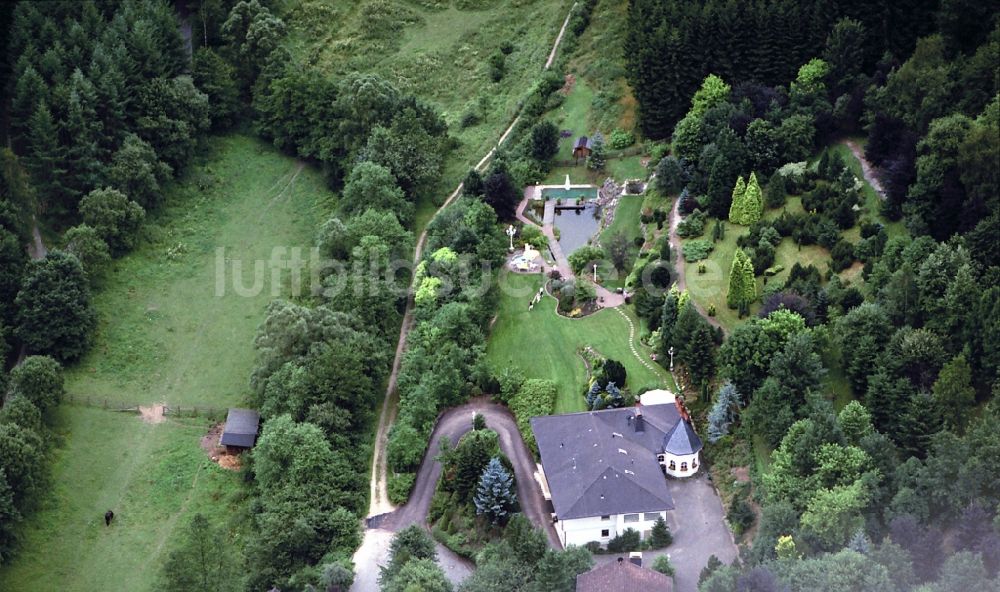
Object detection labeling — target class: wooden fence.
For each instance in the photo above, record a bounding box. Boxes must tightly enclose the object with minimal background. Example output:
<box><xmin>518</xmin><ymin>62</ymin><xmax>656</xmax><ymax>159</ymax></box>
<box><xmin>62</xmin><ymin>394</ymin><xmax>226</xmax><ymax>419</ymax></box>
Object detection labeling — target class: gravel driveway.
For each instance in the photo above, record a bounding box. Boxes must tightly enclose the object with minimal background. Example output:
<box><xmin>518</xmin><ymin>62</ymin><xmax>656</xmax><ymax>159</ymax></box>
<box><xmin>351</xmin><ymin>397</ymin><xmax>559</xmax><ymax>591</ymax></box>
<box><xmin>593</xmin><ymin>472</ymin><xmax>738</xmax><ymax>592</ymax></box>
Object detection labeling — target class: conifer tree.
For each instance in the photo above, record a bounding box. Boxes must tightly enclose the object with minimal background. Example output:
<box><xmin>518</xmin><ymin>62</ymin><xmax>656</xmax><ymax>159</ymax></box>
<box><xmin>650</xmin><ymin>516</ymin><xmax>673</xmax><ymax>548</ymax></box>
<box><xmin>684</xmin><ymin>324</ymin><xmax>717</xmax><ymax>386</ymax></box>
<box><xmin>727</xmin><ymin>249</ymin><xmax>756</xmax><ymax>310</ymax></box>
<box><xmin>24</xmin><ymin>102</ymin><xmax>71</xmax><ymax>216</ymax></box>
<box><xmin>708</xmin><ymin>382</ymin><xmax>741</xmax><ymax>442</ymax></box>
<box><xmin>728</xmin><ymin>175</ymin><xmax>746</xmax><ymax>223</ymax></box>
<box><xmin>743</xmin><ymin>172</ymin><xmax>764</xmax><ymax>224</ymax></box>
<box><xmin>474</xmin><ymin>457</ymin><xmax>517</xmax><ymax>524</ymax></box>
<box><xmin>932</xmin><ymin>353</ymin><xmax>976</xmax><ymax>432</ymax></box>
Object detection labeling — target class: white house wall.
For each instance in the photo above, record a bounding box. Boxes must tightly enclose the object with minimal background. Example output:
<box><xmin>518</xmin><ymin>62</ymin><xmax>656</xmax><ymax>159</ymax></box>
<box><xmin>557</xmin><ymin>511</ymin><xmax>668</xmax><ymax>547</ymax></box>
<box><xmin>660</xmin><ymin>451</ymin><xmax>700</xmax><ymax>478</ymax></box>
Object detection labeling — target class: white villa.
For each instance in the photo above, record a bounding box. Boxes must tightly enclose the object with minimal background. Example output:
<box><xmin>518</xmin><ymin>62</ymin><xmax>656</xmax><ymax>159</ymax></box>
<box><xmin>531</xmin><ymin>399</ymin><xmax>703</xmax><ymax>548</ymax></box>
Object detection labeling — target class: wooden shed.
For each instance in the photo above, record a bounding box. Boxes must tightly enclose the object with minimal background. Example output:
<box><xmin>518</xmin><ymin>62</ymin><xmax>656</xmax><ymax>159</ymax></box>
<box><xmin>219</xmin><ymin>408</ymin><xmax>260</xmax><ymax>453</ymax></box>
<box><xmin>573</xmin><ymin>136</ymin><xmax>592</xmax><ymax>161</ymax></box>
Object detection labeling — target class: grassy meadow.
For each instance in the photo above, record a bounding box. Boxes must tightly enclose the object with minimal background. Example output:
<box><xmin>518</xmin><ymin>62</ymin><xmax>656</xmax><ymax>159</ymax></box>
<box><xmin>1</xmin><ymin>135</ymin><xmax>333</xmax><ymax>592</ymax></box>
<box><xmin>486</xmin><ymin>272</ymin><xmax>675</xmax><ymax>413</ymax></box>
<box><xmin>277</xmin><ymin>0</ymin><xmax>575</xmax><ymax>201</ymax></box>
<box><xmin>65</xmin><ymin>134</ymin><xmax>334</xmax><ymax>408</ymax></box>
<box><xmin>0</xmin><ymin>408</ymin><xmax>244</xmax><ymax>592</ymax></box>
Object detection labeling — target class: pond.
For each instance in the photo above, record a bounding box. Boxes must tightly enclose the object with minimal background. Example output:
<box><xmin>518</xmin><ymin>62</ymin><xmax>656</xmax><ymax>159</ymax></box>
<box><xmin>540</xmin><ymin>187</ymin><xmax>602</xmax><ymax>256</ymax></box>
<box><xmin>553</xmin><ymin>201</ymin><xmax>602</xmax><ymax>255</ymax></box>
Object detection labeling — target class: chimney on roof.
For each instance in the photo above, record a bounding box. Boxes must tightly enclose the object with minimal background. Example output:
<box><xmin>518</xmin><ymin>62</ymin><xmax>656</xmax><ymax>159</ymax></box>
<box><xmin>675</xmin><ymin>397</ymin><xmax>691</xmax><ymax>423</ymax></box>
<box><xmin>617</xmin><ymin>557</ymin><xmax>624</xmax><ymax>565</ymax></box>
<box><xmin>634</xmin><ymin>402</ymin><xmax>645</xmax><ymax>433</ymax></box>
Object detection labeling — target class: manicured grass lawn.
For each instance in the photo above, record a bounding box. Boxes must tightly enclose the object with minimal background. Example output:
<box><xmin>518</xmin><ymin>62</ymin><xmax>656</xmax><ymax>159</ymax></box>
<box><xmin>682</xmin><ymin>225</ymin><xmax>751</xmax><ymax>331</ymax></box>
<box><xmin>599</xmin><ymin>194</ymin><xmax>645</xmax><ymax>289</ymax></box>
<box><xmin>606</xmin><ymin>155</ymin><xmax>647</xmax><ymax>180</ymax></box>
<box><xmin>65</xmin><ymin>135</ymin><xmax>334</xmax><ymax>408</ymax></box>
<box><xmin>541</xmin><ymin>156</ymin><xmax>648</xmax><ymax>186</ymax></box>
<box><xmin>0</xmin><ymin>407</ymin><xmax>243</xmax><ymax>592</ymax></box>
<box><xmin>486</xmin><ymin>272</ymin><xmax>674</xmax><ymax>414</ymax></box>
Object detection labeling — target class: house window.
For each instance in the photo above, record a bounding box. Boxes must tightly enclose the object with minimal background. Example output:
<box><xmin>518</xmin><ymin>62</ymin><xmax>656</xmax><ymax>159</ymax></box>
<box><xmin>644</xmin><ymin>512</ymin><xmax>661</xmax><ymax>522</ymax></box>
<box><xmin>692</xmin><ymin>458</ymin><xmax>699</xmax><ymax>469</ymax></box>
<box><xmin>600</xmin><ymin>515</ymin><xmax>611</xmax><ymax>521</ymax></box>
<box><xmin>624</xmin><ymin>513</ymin><xmax>640</xmax><ymax>523</ymax></box>
<box><xmin>668</xmin><ymin>460</ymin><xmax>676</xmax><ymax>470</ymax></box>
<box><xmin>680</xmin><ymin>462</ymin><xmax>688</xmax><ymax>471</ymax></box>
<box><xmin>601</xmin><ymin>529</ymin><xmax>610</xmax><ymax>538</ymax></box>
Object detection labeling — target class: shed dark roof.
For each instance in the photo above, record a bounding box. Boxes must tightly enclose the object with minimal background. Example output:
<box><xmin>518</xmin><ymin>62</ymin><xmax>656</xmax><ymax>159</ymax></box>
<box><xmin>576</xmin><ymin>559</ymin><xmax>674</xmax><ymax>592</ymax></box>
<box><xmin>531</xmin><ymin>404</ymin><xmax>680</xmax><ymax>519</ymax></box>
<box><xmin>663</xmin><ymin>419</ymin><xmax>703</xmax><ymax>455</ymax></box>
<box><xmin>220</xmin><ymin>408</ymin><xmax>260</xmax><ymax>448</ymax></box>
<box><xmin>574</xmin><ymin>136</ymin><xmax>592</xmax><ymax>150</ymax></box>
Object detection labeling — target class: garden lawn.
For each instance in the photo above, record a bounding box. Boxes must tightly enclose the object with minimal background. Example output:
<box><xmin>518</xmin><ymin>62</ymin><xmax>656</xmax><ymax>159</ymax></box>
<box><xmin>486</xmin><ymin>272</ymin><xmax>674</xmax><ymax>414</ymax></box>
<box><xmin>64</xmin><ymin>134</ymin><xmax>334</xmax><ymax>408</ymax></box>
<box><xmin>0</xmin><ymin>407</ymin><xmax>243</xmax><ymax>592</ymax></box>
<box><xmin>599</xmin><ymin>194</ymin><xmax>645</xmax><ymax>288</ymax></box>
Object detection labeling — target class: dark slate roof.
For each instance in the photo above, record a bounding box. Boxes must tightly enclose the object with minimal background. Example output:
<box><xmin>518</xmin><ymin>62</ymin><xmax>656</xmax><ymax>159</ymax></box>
<box><xmin>663</xmin><ymin>419</ymin><xmax>703</xmax><ymax>455</ymax></box>
<box><xmin>220</xmin><ymin>408</ymin><xmax>260</xmax><ymax>448</ymax></box>
<box><xmin>531</xmin><ymin>404</ymin><xmax>680</xmax><ymax>519</ymax></box>
<box><xmin>574</xmin><ymin>136</ymin><xmax>592</xmax><ymax>150</ymax></box>
<box><xmin>576</xmin><ymin>559</ymin><xmax>674</xmax><ymax>592</ymax></box>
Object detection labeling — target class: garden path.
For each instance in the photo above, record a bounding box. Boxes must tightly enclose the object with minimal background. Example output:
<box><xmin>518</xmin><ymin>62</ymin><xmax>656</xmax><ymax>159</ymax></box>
<box><xmin>668</xmin><ymin>196</ymin><xmax>726</xmax><ymax>334</ymax></box>
<box><xmin>843</xmin><ymin>139</ymin><xmax>886</xmax><ymax>199</ymax></box>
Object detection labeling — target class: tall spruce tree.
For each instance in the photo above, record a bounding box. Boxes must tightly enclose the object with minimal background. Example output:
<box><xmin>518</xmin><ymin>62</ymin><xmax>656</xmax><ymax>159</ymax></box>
<box><xmin>474</xmin><ymin>457</ymin><xmax>517</xmax><ymax>524</ymax></box>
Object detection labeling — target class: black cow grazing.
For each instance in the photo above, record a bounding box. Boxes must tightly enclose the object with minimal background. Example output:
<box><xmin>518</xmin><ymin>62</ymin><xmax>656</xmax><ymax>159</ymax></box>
<box><xmin>104</xmin><ymin>510</ymin><xmax>114</xmax><ymax>526</ymax></box>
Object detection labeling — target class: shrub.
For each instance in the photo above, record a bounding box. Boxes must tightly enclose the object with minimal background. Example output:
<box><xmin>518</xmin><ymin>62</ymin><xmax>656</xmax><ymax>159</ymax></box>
<box><xmin>459</xmin><ymin>110</ymin><xmax>480</xmax><ymax>128</ymax></box>
<box><xmin>519</xmin><ymin>224</ymin><xmax>547</xmax><ymax>249</ymax></box>
<box><xmin>388</xmin><ymin>472</ymin><xmax>416</xmax><ymax>505</ymax></box>
<box><xmin>727</xmin><ymin>496</ymin><xmax>755</xmax><ymax>536</ymax></box>
<box><xmin>649</xmin><ymin>143</ymin><xmax>670</xmax><ymax>165</ymax></box>
<box><xmin>584</xmin><ymin>541</ymin><xmax>603</xmax><ymax>553</ymax></box>
<box><xmin>606</xmin><ymin>528</ymin><xmax>641</xmax><ymax>552</ymax></box>
<box><xmin>830</xmin><ymin>240</ymin><xmax>856</xmax><ymax>271</ymax></box>
<box><xmin>682</xmin><ymin>240</ymin><xmax>714</xmax><ymax>262</ymax></box>
<box><xmin>568</xmin><ymin>245</ymin><xmax>606</xmax><ymax>273</ymax></box>
<box><xmin>510</xmin><ymin>379</ymin><xmax>557</xmax><ymax>452</ymax></box>
<box><xmin>678</xmin><ymin>189</ymin><xmax>700</xmax><ymax>215</ymax></box>
<box><xmin>651</xmin><ymin>555</ymin><xmax>675</xmax><ymax>576</ymax></box>
<box><xmin>499</xmin><ymin>40</ymin><xmax>514</xmax><ymax>54</ymax></box>
<box><xmin>609</xmin><ymin>128</ymin><xmax>635</xmax><ymax>149</ymax></box>
<box><xmin>632</xmin><ymin>236</ymin><xmax>644</xmax><ymax>248</ymax></box>
<box><xmin>676</xmin><ymin>209</ymin><xmax>707</xmax><ymax>238</ymax></box>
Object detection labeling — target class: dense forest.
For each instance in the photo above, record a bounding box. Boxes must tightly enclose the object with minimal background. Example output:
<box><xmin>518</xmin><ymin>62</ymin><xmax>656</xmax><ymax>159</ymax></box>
<box><xmin>623</xmin><ymin>0</ymin><xmax>1000</xmax><ymax>590</ymax></box>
